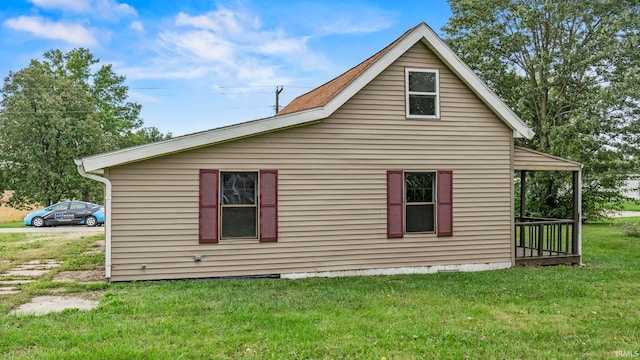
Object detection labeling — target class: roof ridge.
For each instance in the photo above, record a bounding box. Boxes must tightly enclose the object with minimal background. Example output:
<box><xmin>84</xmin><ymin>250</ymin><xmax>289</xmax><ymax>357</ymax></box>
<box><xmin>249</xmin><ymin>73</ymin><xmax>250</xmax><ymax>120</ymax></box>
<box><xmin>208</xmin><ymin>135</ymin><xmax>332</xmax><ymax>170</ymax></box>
<box><xmin>277</xmin><ymin>23</ymin><xmax>423</xmax><ymax>116</ymax></box>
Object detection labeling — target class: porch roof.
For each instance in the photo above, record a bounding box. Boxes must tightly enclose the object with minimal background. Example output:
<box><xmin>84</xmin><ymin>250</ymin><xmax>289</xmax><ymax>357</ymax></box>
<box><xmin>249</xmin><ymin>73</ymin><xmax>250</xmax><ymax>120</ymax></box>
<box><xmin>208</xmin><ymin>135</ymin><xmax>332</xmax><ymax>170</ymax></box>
<box><xmin>514</xmin><ymin>146</ymin><xmax>582</xmax><ymax>171</ymax></box>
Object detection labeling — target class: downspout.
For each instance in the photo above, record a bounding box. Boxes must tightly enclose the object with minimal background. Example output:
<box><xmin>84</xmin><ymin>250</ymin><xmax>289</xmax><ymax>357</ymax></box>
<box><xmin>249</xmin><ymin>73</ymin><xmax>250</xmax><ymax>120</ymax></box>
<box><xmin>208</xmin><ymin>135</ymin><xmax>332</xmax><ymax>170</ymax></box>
<box><xmin>75</xmin><ymin>159</ymin><xmax>112</xmax><ymax>280</ymax></box>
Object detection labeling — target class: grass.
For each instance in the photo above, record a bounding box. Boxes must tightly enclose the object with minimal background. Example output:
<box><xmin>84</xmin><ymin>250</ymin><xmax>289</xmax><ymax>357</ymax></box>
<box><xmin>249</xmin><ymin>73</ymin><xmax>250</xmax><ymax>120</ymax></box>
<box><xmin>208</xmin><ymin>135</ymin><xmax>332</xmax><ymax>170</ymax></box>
<box><xmin>0</xmin><ymin>222</ymin><xmax>24</xmax><ymax>229</ymax></box>
<box><xmin>0</xmin><ymin>232</ymin><xmax>107</xmax><ymax>315</ymax></box>
<box><xmin>1</xmin><ymin>220</ymin><xmax>640</xmax><ymax>359</ymax></box>
<box><xmin>622</xmin><ymin>200</ymin><xmax>640</xmax><ymax>212</ymax></box>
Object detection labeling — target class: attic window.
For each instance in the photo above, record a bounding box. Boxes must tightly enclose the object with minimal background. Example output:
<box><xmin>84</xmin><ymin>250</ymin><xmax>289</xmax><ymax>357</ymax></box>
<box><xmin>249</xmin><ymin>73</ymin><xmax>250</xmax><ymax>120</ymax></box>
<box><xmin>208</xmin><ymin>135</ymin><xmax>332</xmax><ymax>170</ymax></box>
<box><xmin>406</xmin><ymin>68</ymin><xmax>439</xmax><ymax>119</ymax></box>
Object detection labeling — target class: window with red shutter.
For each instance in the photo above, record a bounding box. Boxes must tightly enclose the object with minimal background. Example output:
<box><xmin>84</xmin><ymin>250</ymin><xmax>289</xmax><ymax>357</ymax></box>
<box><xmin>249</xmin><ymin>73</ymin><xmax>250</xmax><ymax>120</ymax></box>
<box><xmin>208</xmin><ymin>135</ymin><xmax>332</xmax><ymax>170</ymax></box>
<box><xmin>387</xmin><ymin>169</ymin><xmax>453</xmax><ymax>238</ymax></box>
<box><xmin>259</xmin><ymin>170</ymin><xmax>278</xmax><ymax>242</ymax></box>
<box><xmin>199</xmin><ymin>169</ymin><xmax>219</xmax><ymax>243</ymax></box>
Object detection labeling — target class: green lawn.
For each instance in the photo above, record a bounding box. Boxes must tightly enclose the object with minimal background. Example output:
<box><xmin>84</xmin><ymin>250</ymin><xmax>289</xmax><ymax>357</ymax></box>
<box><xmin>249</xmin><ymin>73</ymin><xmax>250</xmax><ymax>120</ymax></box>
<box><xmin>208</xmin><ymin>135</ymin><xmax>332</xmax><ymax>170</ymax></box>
<box><xmin>622</xmin><ymin>200</ymin><xmax>640</xmax><ymax>211</ymax></box>
<box><xmin>0</xmin><ymin>221</ymin><xmax>24</xmax><ymax>228</ymax></box>
<box><xmin>1</xmin><ymin>220</ymin><xmax>640</xmax><ymax>359</ymax></box>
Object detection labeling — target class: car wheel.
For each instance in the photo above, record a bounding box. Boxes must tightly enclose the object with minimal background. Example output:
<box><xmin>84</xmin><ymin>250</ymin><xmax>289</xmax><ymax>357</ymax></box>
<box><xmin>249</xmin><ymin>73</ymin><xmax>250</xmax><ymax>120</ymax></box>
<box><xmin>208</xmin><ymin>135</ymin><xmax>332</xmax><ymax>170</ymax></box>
<box><xmin>85</xmin><ymin>215</ymin><xmax>98</xmax><ymax>227</ymax></box>
<box><xmin>32</xmin><ymin>217</ymin><xmax>45</xmax><ymax>227</ymax></box>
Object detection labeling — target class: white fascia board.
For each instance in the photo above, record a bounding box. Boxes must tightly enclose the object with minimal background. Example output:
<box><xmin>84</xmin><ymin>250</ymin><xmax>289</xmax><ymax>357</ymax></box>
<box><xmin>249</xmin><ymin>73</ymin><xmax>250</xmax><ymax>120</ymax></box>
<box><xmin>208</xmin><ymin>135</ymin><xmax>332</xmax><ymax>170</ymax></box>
<box><xmin>79</xmin><ymin>108</ymin><xmax>324</xmax><ymax>172</ymax></box>
<box><xmin>323</xmin><ymin>24</ymin><xmax>534</xmax><ymax>140</ymax></box>
<box><xmin>322</xmin><ymin>30</ymin><xmax>426</xmax><ymax>115</ymax></box>
<box><xmin>414</xmin><ymin>24</ymin><xmax>535</xmax><ymax>140</ymax></box>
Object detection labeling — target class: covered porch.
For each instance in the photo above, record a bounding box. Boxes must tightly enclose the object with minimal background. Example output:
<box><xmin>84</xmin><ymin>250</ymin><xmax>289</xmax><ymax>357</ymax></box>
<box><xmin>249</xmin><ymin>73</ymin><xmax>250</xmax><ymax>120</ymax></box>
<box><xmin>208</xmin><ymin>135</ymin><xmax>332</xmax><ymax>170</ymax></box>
<box><xmin>513</xmin><ymin>147</ymin><xmax>583</xmax><ymax>266</ymax></box>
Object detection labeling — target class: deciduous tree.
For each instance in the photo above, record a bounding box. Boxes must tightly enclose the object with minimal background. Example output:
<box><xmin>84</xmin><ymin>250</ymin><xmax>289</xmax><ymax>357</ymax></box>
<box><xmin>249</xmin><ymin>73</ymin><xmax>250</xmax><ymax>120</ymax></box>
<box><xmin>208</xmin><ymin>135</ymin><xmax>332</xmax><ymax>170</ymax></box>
<box><xmin>0</xmin><ymin>48</ymin><xmax>170</xmax><ymax>207</ymax></box>
<box><xmin>443</xmin><ymin>0</ymin><xmax>640</xmax><ymax>219</ymax></box>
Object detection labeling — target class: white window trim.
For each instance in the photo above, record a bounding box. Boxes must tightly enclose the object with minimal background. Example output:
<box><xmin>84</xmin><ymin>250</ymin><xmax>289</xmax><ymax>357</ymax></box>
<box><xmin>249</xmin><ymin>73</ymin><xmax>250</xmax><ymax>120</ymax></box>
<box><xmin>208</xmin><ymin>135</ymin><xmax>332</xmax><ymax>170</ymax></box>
<box><xmin>405</xmin><ymin>68</ymin><xmax>440</xmax><ymax>119</ymax></box>
<box><xmin>404</xmin><ymin>171</ymin><xmax>437</xmax><ymax>234</ymax></box>
<box><xmin>220</xmin><ymin>171</ymin><xmax>259</xmax><ymax>240</ymax></box>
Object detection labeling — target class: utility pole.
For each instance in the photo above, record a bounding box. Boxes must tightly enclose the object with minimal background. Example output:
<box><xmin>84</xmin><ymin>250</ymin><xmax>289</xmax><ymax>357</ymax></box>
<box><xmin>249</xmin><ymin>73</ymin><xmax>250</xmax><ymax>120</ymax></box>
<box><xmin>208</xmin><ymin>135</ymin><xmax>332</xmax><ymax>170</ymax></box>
<box><xmin>275</xmin><ymin>86</ymin><xmax>283</xmax><ymax>114</ymax></box>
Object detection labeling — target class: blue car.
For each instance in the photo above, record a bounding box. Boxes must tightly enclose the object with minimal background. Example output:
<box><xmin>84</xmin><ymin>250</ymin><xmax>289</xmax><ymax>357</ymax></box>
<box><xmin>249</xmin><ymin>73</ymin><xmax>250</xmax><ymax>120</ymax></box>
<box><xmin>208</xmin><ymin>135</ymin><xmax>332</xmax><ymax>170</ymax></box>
<box><xmin>24</xmin><ymin>201</ymin><xmax>105</xmax><ymax>227</ymax></box>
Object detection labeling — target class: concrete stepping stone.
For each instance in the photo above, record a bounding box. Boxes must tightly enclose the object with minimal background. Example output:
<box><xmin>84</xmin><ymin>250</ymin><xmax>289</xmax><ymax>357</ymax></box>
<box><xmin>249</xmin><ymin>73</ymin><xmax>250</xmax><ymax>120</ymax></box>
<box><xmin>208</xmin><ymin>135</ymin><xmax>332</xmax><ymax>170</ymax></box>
<box><xmin>1</xmin><ymin>260</ymin><xmax>62</xmax><ymax>277</ymax></box>
<box><xmin>0</xmin><ymin>280</ymin><xmax>35</xmax><ymax>285</ymax></box>
<box><xmin>0</xmin><ymin>286</ymin><xmax>20</xmax><ymax>295</ymax></box>
<box><xmin>4</xmin><ymin>269</ymin><xmax>51</xmax><ymax>277</ymax></box>
<box><xmin>10</xmin><ymin>295</ymin><xmax>99</xmax><ymax>315</ymax></box>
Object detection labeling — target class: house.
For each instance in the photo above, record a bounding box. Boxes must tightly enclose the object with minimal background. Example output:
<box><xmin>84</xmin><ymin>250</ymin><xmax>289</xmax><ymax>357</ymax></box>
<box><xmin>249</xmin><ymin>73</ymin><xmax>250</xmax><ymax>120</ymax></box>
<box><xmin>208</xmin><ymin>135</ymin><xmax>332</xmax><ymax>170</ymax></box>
<box><xmin>622</xmin><ymin>177</ymin><xmax>639</xmax><ymax>200</ymax></box>
<box><xmin>75</xmin><ymin>23</ymin><xmax>582</xmax><ymax>282</ymax></box>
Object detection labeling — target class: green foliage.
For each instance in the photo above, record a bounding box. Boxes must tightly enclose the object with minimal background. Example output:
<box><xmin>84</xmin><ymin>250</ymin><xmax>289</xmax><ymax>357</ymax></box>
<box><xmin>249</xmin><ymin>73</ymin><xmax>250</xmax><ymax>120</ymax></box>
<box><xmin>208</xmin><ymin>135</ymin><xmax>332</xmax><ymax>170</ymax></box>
<box><xmin>0</xmin><ymin>48</ymin><xmax>170</xmax><ymax>207</ymax></box>
<box><xmin>0</xmin><ymin>222</ymin><xmax>23</xmax><ymax>229</ymax></box>
<box><xmin>622</xmin><ymin>200</ymin><xmax>640</xmax><ymax>212</ymax></box>
<box><xmin>444</xmin><ymin>0</ymin><xmax>640</xmax><ymax>220</ymax></box>
<box><xmin>620</xmin><ymin>222</ymin><xmax>640</xmax><ymax>237</ymax></box>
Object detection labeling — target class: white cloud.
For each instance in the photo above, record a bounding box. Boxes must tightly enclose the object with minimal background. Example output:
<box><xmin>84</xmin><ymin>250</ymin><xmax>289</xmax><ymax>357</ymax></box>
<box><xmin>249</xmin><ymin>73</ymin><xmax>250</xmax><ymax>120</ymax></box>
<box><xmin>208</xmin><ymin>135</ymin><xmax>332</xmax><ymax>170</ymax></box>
<box><xmin>94</xmin><ymin>0</ymin><xmax>137</xmax><ymax>18</ymax></box>
<box><xmin>123</xmin><ymin>5</ymin><xmax>332</xmax><ymax>95</ymax></box>
<box><xmin>159</xmin><ymin>30</ymin><xmax>235</xmax><ymax>64</ymax></box>
<box><xmin>160</xmin><ymin>8</ymin><xmax>308</xmax><ymax>67</ymax></box>
<box><xmin>175</xmin><ymin>8</ymin><xmax>258</xmax><ymax>35</ymax></box>
<box><xmin>118</xmin><ymin>65</ymin><xmax>210</xmax><ymax>80</ymax></box>
<box><xmin>28</xmin><ymin>0</ymin><xmax>91</xmax><ymax>12</ymax></box>
<box><xmin>258</xmin><ymin>37</ymin><xmax>309</xmax><ymax>55</ymax></box>
<box><xmin>130</xmin><ymin>20</ymin><xmax>144</xmax><ymax>33</ymax></box>
<box><xmin>127</xmin><ymin>90</ymin><xmax>160</xmax><ymax>103</ymax></box>
<box><xmin>28</xmin><ymin>0</ymin><xmax>137</xmax><ymax>18</ymax></box>
<box><xmin>3</xmin><ymin>16</ymin><xmax>97</xmax><ymax>46</ymax></box>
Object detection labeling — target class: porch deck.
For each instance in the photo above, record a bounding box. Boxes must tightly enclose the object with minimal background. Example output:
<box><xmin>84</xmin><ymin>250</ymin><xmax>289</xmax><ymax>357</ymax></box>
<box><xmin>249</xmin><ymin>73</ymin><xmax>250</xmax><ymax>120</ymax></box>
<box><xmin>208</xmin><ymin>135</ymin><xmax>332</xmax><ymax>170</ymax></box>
<box><xmin>514</xmin><ymin>217</ymin><xmax>580</xmax><ymax>266</ymax></box>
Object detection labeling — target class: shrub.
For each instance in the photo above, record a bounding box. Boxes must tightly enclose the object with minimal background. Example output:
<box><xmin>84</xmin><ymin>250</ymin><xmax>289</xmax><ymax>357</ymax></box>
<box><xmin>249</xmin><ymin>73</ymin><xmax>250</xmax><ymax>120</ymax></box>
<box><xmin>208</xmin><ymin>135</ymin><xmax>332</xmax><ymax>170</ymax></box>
<box><xmin>620</xmin><ymin>222</ymin><xmax>640</xmax><ymax>237</ymax></box>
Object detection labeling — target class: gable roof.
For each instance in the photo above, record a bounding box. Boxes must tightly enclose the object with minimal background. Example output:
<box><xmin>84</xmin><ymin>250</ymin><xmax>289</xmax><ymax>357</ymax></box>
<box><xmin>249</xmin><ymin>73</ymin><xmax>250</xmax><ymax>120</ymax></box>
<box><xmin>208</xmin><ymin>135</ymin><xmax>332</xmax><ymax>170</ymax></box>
<box><xmin>278</xmin><ymin>25</ymin><xmax>418</xmax><ymax>115</ymax></box>
<box><xmin>77</xmin><ymin>22</ymin><xmax>534</xmax><ymax>173</ymax></box>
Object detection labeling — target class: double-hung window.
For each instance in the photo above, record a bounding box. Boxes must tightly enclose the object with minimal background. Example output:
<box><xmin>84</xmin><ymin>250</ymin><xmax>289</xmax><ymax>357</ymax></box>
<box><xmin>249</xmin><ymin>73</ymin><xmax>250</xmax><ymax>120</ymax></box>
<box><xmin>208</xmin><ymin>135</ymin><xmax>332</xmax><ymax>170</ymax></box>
<box><xmin>406</xmin><ymin>68</ymin><xmax>439</xmax><ymax>118</ymax></box>
<box><xmin>405</xmin><ymin>172</ymin><xmax>435</xmax><ymax>233</ymax></box>
<box><xmin>221</xmin><ymin>172</ymin><xmax>257</xmax><ymax>239</ymax></box>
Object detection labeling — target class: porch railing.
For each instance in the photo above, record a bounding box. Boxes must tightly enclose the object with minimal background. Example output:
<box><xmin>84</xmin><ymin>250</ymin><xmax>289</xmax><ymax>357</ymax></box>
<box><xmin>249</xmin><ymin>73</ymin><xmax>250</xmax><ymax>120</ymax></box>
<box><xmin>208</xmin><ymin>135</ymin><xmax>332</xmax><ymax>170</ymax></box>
<box><xmin>515</xmin><ymin>217</ymin><xmax>576</xmax><ymax>258</ymax></box>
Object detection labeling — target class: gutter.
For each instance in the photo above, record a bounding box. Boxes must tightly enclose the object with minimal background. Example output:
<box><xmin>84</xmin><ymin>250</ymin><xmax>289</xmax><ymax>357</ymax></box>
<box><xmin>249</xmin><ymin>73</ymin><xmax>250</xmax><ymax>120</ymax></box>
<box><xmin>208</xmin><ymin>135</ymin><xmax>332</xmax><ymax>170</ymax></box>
<box><xmin>75</xmin><ymin>159</ymin><xmax>112</xmax><ymax>280</ymax></box>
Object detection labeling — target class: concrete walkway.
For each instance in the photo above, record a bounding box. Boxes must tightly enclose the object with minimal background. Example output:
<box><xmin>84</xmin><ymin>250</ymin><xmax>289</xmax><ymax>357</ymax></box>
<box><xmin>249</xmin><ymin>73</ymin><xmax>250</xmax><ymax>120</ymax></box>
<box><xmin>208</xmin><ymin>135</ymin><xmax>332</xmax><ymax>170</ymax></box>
<box><xmin>614</xmin><ymin>211</ymin><xmax>640</xmax><ymax>218</ymax></box>
<box><xmin>0</xmin><ymin>226</ymin><xmax>104</xmax><ymax>233</ymax></box>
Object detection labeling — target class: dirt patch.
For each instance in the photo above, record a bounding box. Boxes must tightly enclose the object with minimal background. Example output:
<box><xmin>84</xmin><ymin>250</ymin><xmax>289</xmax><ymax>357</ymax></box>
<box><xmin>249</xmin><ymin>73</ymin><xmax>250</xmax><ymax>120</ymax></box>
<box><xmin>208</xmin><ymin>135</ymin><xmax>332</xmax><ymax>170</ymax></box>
<box><xmin>82</xmin><ymin>240</ymin><xmax>105</xmax><ymax>255</ymax></box>
<box><xmin>10</xmin><ymin>295</ymin><xmax>100</xmax><ymax>315</ymax></box>
<box><xmin>53</xmin><ymin>269</ymin><xmax>105</xmax><ymax>283</ymax></box>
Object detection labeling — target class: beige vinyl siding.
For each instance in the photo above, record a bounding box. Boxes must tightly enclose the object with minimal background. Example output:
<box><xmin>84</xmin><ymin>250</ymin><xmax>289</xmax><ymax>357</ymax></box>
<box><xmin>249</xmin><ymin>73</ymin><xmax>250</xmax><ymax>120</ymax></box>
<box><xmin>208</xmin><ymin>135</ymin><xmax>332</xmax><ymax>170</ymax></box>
<box><xmin>107</xmin><ymin>42</ymin><xmax>514</xmax><ymax>281</ymax></box>
<box><xmin>514</xmin><ymin>147</ymin><xmax>582</xmax><ymax>171</ymax></box>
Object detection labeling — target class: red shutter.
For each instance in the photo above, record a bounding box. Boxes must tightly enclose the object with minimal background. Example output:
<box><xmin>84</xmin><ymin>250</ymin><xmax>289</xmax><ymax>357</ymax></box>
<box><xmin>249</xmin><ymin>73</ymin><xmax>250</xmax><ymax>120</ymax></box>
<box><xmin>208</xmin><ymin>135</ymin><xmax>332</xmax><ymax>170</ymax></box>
<box><xmin>259</xmin><ymin>170</ymin><xmax>278</xmax><ymax>242</ymax></box>
<box><xmin>387</xmin><ymin>170</ymin><xmax>404</xmax><ymax>238</ymax></box>
<box><xmin>199</xmin><ymin>169</ymin><xmax>219</xmax><ymax>244</ymax></box>
<box><xmin>437</xmin><ymin>170</ymin><xmax>453</xmax><ymax>237</ymax></box>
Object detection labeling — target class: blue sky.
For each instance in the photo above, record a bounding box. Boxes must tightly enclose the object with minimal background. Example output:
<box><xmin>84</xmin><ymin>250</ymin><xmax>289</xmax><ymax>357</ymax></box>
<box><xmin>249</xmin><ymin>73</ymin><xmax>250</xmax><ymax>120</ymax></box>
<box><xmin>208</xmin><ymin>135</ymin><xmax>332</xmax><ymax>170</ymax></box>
<box><xmin>0</xmin><ymin>0</ymin><xmax>453</xmax><ymax>136</ymax></box>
